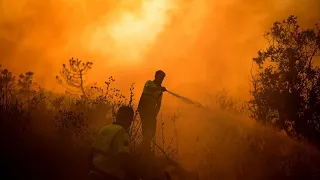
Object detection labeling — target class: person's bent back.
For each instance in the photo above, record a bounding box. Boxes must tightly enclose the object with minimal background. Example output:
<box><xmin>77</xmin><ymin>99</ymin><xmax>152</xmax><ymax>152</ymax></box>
<box><xmin>89</xmin><ymin>106</ymin><xmax>138</xmax><ymax>180</ymax></box>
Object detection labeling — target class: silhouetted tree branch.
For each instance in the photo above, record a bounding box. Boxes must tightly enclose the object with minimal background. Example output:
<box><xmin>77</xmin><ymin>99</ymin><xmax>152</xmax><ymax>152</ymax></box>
<box><xmin>0</xmin><ymin>65</ymin><xmax>16</xmax><ymax>105</ymax></box>
<box><xmin>250</xmin><ymin>15</ymin><xmax>320</xmax><ymax>145</ymax></box>
<box><xmin>56</xmin><ymin>58</ymin><xmax>93</xmax><ymax>99</ymax></box>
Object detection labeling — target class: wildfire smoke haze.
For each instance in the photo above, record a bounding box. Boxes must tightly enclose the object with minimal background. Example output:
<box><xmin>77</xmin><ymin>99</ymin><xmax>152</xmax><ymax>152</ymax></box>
<box><xmin>0</xmin><ymin>0</ymin><xmax>319</xmax><ymax>99</ymax></box>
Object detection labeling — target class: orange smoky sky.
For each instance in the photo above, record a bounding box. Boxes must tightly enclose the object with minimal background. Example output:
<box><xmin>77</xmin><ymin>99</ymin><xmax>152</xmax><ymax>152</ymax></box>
<box><xmin>0</xmin><ymin>0</ymin><xmax>319</xmax><ymax>104</ymax></box>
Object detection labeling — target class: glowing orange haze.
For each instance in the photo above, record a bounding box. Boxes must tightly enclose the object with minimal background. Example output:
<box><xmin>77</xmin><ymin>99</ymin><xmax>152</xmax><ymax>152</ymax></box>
<box><xmin>0</xmin><ymin>0</ymin><xmax>319</xmax><ymax>105</ymax></box>
<box><xmin>1</xmin><ymin>1</ymin><xmax>320</xmax><ymax>174</ymax></box>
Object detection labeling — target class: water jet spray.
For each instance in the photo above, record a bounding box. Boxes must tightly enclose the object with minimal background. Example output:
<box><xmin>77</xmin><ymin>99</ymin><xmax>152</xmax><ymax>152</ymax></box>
<box><xmin>166</xmin><ymin>90</ymin><xmax>204</xmax><ymax>108</ymax></box>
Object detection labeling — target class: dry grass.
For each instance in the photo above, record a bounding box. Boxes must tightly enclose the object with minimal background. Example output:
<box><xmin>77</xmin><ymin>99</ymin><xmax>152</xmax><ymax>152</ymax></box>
<box><xmin>179</xmin><ymin>92</ymin><xmax>320</xmax><ymax>180</ymax></box>
<box><xmin>1</xmin><ymin>67</ymin><xmax>320</xmax><ymax>180</ymax></box>
<box><xmin>0</xmin><ymin>66</ymin><xmax>182</xmax><ymax>179</ymax></box>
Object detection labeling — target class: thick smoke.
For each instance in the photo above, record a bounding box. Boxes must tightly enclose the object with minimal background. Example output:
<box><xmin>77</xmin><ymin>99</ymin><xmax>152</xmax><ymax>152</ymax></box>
<box><xmin>1</xmin><ymin>1</ymin><xmax>320</xmax><ymax>177</ymax></box>
<box><xmin>0</xmin><ymin>0</ymin><xmax>319</xmax><ymax>98</ymax></box>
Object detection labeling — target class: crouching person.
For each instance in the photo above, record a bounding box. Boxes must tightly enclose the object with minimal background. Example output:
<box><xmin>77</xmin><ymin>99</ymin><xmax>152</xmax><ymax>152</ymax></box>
<box><xmin>89</xmin><ymin>106</ymin><xmax>143</xmax><ymax>180</ymax></box>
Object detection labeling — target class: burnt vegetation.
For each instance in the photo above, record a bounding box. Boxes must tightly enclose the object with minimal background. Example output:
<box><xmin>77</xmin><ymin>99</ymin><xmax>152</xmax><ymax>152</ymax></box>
<box><xmin>0</xmin><ymin>15</ymin><xmax>320</xmax><ymax>180</ymax></box>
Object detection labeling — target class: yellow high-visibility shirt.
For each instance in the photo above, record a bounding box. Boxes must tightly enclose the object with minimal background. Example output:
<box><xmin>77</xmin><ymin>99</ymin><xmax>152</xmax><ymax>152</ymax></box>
<box><xmin>92</xmin><ymin>123</ymin><xmax>130</xmax><ymax>179</ymax></box>
<box><xmin>138</xmin><ymin>80</ymin><xmax>163</xmax><ymax>112</ymax></box>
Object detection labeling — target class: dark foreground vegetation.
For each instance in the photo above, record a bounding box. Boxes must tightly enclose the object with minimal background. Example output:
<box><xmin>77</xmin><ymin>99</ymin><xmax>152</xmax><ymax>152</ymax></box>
<box><xmin>0</xmin><ymin>15</ymin><xmax>320</xmax><ymax>180</ymax></box>
<box><xmin>250</xmin><ymin>15</ymin><xmax>320</xmax><ymax>147</ymax></box>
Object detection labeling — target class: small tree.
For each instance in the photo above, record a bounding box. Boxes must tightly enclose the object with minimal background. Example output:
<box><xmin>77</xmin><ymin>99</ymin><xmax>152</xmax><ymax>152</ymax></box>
<box><xmin>250</xmin><ymin>15</ymin><xmax>320</xmax><ymax>145</ymax></box>
<box><xmin>18</xmin><ymin>71</ymin><xmax>36</xmax><ymax>97</ymax></box>
<box><xmin>0</xmin><ymin>65</ymin><xmax>16</xmax><ymax>105</ymax></box>
<box><xmin>56</xmin><ymin>58</ymin><xmax>93</xmax><ymax>99</ymax></box>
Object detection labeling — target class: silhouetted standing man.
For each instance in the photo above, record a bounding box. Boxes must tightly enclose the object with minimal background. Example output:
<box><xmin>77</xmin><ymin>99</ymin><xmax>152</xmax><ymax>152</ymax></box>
<box><xmin>138</xmin><ymin>70</ymin><xmax>167</xmax><ymax>153</ymax></box>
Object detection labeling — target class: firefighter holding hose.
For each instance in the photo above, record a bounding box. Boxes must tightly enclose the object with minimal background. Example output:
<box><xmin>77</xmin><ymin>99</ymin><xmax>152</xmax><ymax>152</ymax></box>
<box><xmin>138</xmin><ymin>70</ymin><xmax>167</xmax><ymax>153</ymax></box>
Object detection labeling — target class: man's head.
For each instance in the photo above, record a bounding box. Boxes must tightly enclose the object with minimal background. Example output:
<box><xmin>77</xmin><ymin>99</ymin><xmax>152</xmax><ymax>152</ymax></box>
<box><xmin>154</xmin><ymin>70</ymin><xmax>166</xmax><ymax>85</ymax></box>
<box><xmin>116</xmin><ymin>106</ymin><xmax>134</xmax><ymax>129</ymax></box>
